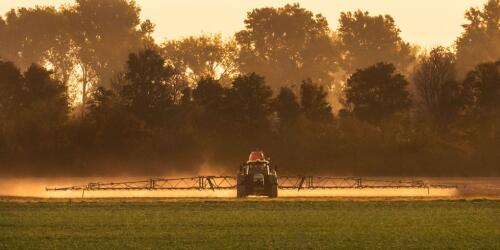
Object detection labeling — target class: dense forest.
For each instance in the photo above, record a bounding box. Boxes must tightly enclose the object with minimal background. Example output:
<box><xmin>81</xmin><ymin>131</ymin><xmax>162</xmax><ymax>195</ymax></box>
<box><xmin>0</xmin><ymin>0</ymin><xmax>499</xmax><ymax>176</ymax></box>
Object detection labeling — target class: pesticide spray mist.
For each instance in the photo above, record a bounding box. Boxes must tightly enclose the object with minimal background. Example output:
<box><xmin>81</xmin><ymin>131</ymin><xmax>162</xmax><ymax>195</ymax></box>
<box><xmin>0</xmin><ymin>177</ymin><xmax>460</xmax><ymax>198</ymax></box>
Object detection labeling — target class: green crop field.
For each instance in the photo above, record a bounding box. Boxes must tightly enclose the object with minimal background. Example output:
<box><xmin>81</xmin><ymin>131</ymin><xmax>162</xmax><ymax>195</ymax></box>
<box><xmin>0</xmin><ymin>199</ymin><xmax>498</xmax><ymax>249</ymax></box>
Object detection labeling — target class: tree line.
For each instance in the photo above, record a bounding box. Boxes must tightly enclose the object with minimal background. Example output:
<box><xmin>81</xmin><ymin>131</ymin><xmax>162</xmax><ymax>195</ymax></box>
<box><xmin>0</xmin><ymin>0</ymin><xmax>499</xmax><ymax>176</ymax></box>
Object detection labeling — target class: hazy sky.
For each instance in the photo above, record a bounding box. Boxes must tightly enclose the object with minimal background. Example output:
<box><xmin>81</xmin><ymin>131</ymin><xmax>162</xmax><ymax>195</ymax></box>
<box><xmin>0</xmin><ymin>0</ymin><xmax>487</xmax><ymax>48</ymax></box>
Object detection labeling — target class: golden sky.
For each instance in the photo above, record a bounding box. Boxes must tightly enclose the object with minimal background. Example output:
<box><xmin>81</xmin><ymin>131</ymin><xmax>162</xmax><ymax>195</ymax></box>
<box><xmin>0</xmin><ymin>0</ymin><xmax>487</xmax><ymax>48</ymax></box>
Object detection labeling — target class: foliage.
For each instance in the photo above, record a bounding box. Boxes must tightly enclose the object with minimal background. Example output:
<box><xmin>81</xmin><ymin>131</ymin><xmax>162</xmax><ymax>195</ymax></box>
<box><xmin>338</xmin><ymin>10</ymin><xmax>415</xmax><ymax>74</ymax></box>
<box><xmin>455</xmin><ymin>0</ymin><xmax>500</xmax><ymax>75</ymax></box>
<box><xmin>0</xmin><ymin>61</ymin><xmax>69</xmax><ymax>159</ymax></box>
<box><xmin>226</xmin><ymin>73</ymin><xmax>273</xmax><ymax>133</ymax></box>
<box><xmin>162</xmin><ymin>34</ymin><xmax>238</xmax><ymax>86</ymax></box>
<box><xmin>413</xmin><ymin>46</ymin><xmax>465</xmax><ymax>128</ymax></box>
<box><xmin>274</xmin><ymin>87</ymin><xmax>301</xmax><ymax>128</ymax></box>
<box><xmin>118</xmin><ymin>49</ymin><xmax>177</xmax><ymax>125</ymax></box>
<box><xmin>300</xmin><ymin>80</ymin><xmax>333</xmax><ymax>123</ymax></box>
<box><xmin>344</xmin><ymin>62</ymin><xmax>411</xmax><ymax>123</ymax></box>
<box><xmin>235</xmin><ymin>3</ymin><xmax>339</xmax><ymax>88</ymax></box>
<box><xmin>463</xmin><ymin>59</ymin><xmax>500</xmax><ymax>114</ymax></box>
<box><xmin>0</xmin><ymin>0</ymin><xmax>152</xmax><ymax>116</ymax></box>
<box><xmin>0</xmin><ymin>3</ymin><xmax>499</xmax><ymax>176</ymax></box>
<box><xmin>462</xmin><ymin>59</ymin><xmax>500</xmax><ymax>160</ymax></box>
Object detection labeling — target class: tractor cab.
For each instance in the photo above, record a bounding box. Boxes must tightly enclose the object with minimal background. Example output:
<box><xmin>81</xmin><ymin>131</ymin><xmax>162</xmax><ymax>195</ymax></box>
<box><xmin>237</xmin><ymin>151</ymin><xmax>278</xmax><ymax>198</ymax></box>
<box><xmin>240</xmin><ymin>151</ymin><xmax>274</xmax><ymax>176</ymax></box>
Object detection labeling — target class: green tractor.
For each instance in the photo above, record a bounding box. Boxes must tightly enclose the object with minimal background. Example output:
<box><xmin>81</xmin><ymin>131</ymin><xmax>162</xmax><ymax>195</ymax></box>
<box><xmin>236</xmin><ymin>151</ymin><xmax>278</xmax><ymax>198</ymax></box>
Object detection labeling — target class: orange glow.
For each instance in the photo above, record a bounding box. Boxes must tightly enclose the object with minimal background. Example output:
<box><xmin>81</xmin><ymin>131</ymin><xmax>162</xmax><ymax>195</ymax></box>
<box><xmin>0</xmin><ymin>0</ymin><xmax>488</xmax><ymax>48</ymax></box>
<box><xmin>0</xmin><ymin>177</ymin><xmax>460</xmax><ymax>198</ymax></box>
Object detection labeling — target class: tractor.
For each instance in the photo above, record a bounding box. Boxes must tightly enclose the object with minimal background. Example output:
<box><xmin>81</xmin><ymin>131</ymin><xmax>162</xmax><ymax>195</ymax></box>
<box><xmin>236</xmin><ymin>151</ymin><xmax>278</xmax><ymax>198</ymax></box>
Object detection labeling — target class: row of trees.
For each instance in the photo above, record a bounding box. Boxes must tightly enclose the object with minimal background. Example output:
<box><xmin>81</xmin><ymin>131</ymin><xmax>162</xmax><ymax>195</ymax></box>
<box><xmin>0</xmin><ymin>48</ymin><xmax>498</xmax><ymax>176</ymax></box>
<box><xmin>1</xmin><ymin>1</ymin><xmax>498</xmax><ymax>111</ymax></box>
<box><xmin>0</xmin><ymin>0</ymin><xmax>153</xmax><ymax>117</ymax></box>
<box><xmin>0</xmin><ymin>0</ymin><xmax>498</xmax><ymax>176</ymax></box>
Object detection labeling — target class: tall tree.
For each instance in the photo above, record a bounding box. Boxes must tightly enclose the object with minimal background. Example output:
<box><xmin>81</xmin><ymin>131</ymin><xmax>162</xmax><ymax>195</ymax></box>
<box><xmin>0</xmin><ymin>6</ymin><xmax>79</xmax><ymax>114</ymax></box>
<box><xmin>0</xmin><ymin>1</ymin><xmax>153</xmax><ymax>118</ymax></box>
<box><xmin>413</xmin><ymin>47</ymin><xmax>464</xmax><ymax>127</ymax></box>
<box><xmin>118</xmin><ymin>49</ymin><xmax>177</xmax><ymax>126</ymax></box>
<box><xmin>338</xmin><ymin>10</ymin><xmax>415</xmax><ymax>74</ymax></box>
<box><xmin>463</xmin><ymin>60</ymin><xmax>500</xmax><ymax>116</ymax></box>
<box><xmin>191</xmin><ymin>77</ymin><xmax>227</xmax><ymax>131</ymax></box>
<box><xmin>0</xmin><ymin>60</ymin><xmax>24</xmax><ymax>121</ymax></box>
<box><xmin>0</xmin><ymin>7</ymin><xmax>61</xmax><ymax>69</ymax></box>
<box><xmin>192</xmin><ymin>78</ymin><xmax>226</xmax><ymax>107</ymax></box>
<box><xmin>455</xmin><ymin>0</ymin><xmax>500</xmax><ymax>75</ymax></box>
<box><xmin>0</xmin><ymin>6</ymin><xmax>78</xmax><ymax>105</ymax></box>
<box><xmin>86</xmin><ymin>86</ymin><xmax>146</xmax><ymax>152</ymax></box>
<box><xmin>162</xmin><ymin>34</ymin><xmax>238</xmax><ymax>86</ymax></box>
<box><xmin>22</xmin><ymin>64</ymin><xmax>69</xmax><ymax>155</ymax></box>
<box><xmin>344</xmin><ymin>62</ymin><xmax>411</xmax><ymax>123</ymax></box>
<box><xmin>300</xmin><ymin>80</ymin><xmax>333</xmax><ymax>123</ymax></box>
<box><xmin>44</xmin><ymin>9</ymin><xmax>77</xmax><ymax>87</ymax></box>
<box><xmin>274</xmin><ymin>87</ymin><xmax>302</xmax><ymax>127</ymax></box>
<box><xmin>22</xmin><ymin>64</ymin><xmax>69</xmax><ymax>123</ymax></box>
<box><xmin>0</xmin><ymin>17</ymin><xmax>8</xmax><ymax>62</ymax></box>
<box><xmin>462</xmin><ymin>60</ymin><xmax>500</xmax><ymax>158</ymax></box>
<box><xmin>235</xmin><ymin>4</ymin><xmax>339</xmax><ymax>89</ymax></box>
<box><xmin>226</xmin><ymin>73</ymin><xmax>273</xmax><ymax>133</ymax></box>
<box><xmin>0</xmin><ymin>16</ymin><xmax>5</xmax><ymax>36</ymax></box>
<box><xmin>0</xmin><ymin>62</ymin><xmax>68</xmax><ymax>155</ymax></box>
<box><xmin>67</xmin><ymin>0</ymin><xmax>149</xmax><ymax>115</ymax></box>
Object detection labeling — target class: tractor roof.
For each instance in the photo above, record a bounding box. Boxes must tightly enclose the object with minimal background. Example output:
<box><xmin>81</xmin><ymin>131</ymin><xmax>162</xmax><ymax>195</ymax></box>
<box><xmin>247</xmin><ymin>151</ymin><xmax>268</xmax><ymax>163</ymax></box>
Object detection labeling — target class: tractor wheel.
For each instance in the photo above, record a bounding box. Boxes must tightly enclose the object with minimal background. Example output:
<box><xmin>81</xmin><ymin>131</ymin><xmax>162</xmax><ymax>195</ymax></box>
<box><xmin>269</xmin><ymin>184</ymin><xmax>278</xmax><ymax>198</ymax></box>
<box><xmin>237</xmin><ymin>185</ymin><xmax>246</xmax><ymax>198</ymax></box>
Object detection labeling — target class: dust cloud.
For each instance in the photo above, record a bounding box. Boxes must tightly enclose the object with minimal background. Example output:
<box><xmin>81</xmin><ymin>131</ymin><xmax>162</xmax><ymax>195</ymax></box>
<box><xmin>2</xmin><ymin>176</ymin><xmax>498</xmax><ymax>199</ymax></box>
<box><xmin>0</xmin><ymin>177</ymin><xmax>467</xmax><ymax>198</ymax></box>
<box><xmin>279</xmin><ymin>188</ymin><xmax>457</xmax><ymax>197</ymax></box>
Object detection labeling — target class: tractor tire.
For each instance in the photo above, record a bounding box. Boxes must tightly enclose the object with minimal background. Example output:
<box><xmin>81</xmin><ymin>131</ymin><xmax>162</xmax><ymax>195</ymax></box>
<box><xmin>237</xmin><ymin>185</ymin><xmax>247</xmax><ymax>198</ymax></box>
<box><xmin>269</xmin><ymin>184</ymin><xmax>278</xmax><ymax>198</ymax></box>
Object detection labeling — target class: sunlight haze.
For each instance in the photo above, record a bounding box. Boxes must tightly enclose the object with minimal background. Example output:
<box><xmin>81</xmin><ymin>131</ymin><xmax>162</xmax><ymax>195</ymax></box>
<box><xmin>0</xmin><ymin>0</ymin><xmax>488</xmax><ymax>47</ymax></box>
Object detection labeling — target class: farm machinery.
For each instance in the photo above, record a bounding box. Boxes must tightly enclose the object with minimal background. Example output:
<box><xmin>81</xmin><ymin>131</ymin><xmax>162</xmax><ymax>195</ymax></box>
<box><xmin>237</xmin><ymin>151</ymin><xmax>278</xmax><ymax>197</ymax></box>
<box><xmin>46</xmin><ymin>151</ymin><xmax>457</xmax><ymax>198</ymax></box>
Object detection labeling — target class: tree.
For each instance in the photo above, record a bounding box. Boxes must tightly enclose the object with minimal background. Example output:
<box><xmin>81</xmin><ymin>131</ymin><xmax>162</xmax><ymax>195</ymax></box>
<box><xmin>22</xmin><ymin>64</ymin><xmax>69</xmax><ymax>155</ymax></box>
<box><xmin>338</xmin><ymin>10</ymin><xmax>415</xmax><ymax>74</ymax></box>
<box><xmin>67</xmin><ymin>0</ymin><xmax>150</xmax><ymax>115</ymax></box>
<box><xmin>44</xmin><ymin>8</ymin><xmax>77</xmax><ymax>87</ymax></box>
<box><xmin>463</xmin><ymin>60</ymin><xmax>500</xmax><ymax>115</ymax></box>
<box><xmin>300</xmin><ymin>80</ymin><xmax>333</xmax><ymax>123</ymax></box>
<box><xmin>0</xmin><ymin>1</ymin><xmax>153</xmax><ymax>118</ymax></box>
<box><xmin>118</xmin><ymin>49</ymin><xmax>177</xmax><ymax>126</ymax></box>
<box><xmin>162</xmin><ymin>34</ymin><xmax>238</xmax><ymax>86</ymax></box>
<box><xmin>0</xmin><ymin>60</ymin><xmax>24</xmax><ymax>121</ymax></box>
<box><xmin>191</xmin><ymin>77</ymin><xmax>227</xmax><ymax>131</ymax></box>
<box><xmin>455</xmin><ymin>0</ymin><xmax>500</xmax><ymax>75</ymax></box>
<box><xmin>69</xmin><ymin>0</ymin><xmax>144</xmax><ymax>84</ymax></box>
<box><xmin>274</xmin><ymin>87</ymin><xmax>301</xmax><ymax>127</ymax></box>
<box><xmin>235</xmin><ymin>4</ymin><xmax>339</xmax><ymax>89</ymax></box>
<box><xmin>461</xmin><ymin>60</ymin><xmax>500</xmax><ymax>170</ymax></box>
<box><xmin>0</xmin><ymin>16</ymin><xmax>5</xmax><ymax>32</ymax></box>
<box><xmin>226</xmin><ymin>73</ymin><xmax>273</xmax><ymax>133</ymax></box>
<box><xmin>193</xmin><ymin>78</ymin><xmax>226</xmax><ymax>107</ymax></box>
<box><xmin>86</xmin><ymin>86</ymin><xmax>146</xmax><ymax>152</ymax></box>
<box><xmin>0</xmin><ymin>7</ymin><xmax>61</xmax><ymax>69</ymax></box>
<box><xmin>0</xmin><ymin>62</ymin><xmax>68</xmax><ymax>155</ymax></box>
<box><xmin>344</xmin><ymin>62</ymin><xmax>411</xmax><ymax>123</ymax></box>
<box><xmin>413</xmin><ymin>47</ymin><xmax>464</xmax><ymax>127</ymax></box>
<box><xmin>0</xmin><ymin>6</ymin><xmax>80</xmax><ymax>117</ymax></box>
<box><xmin>22</xmin><ymin>64</ymin><xmax>69</xmax><ymax>119</ymax></box>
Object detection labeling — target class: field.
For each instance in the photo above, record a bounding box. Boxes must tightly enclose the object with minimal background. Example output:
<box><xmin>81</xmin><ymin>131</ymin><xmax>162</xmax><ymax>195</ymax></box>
<box><xmin>0</xmin><ymin>199</ymin><xmax>499</xmax><ymax>249</ymax></box>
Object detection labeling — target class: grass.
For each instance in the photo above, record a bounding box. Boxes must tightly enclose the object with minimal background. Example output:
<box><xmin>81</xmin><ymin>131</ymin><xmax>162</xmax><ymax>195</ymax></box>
<box><xmin>0</xmin><ymin>199</ymin><xmax>498</xmax><ymax>249</ymax></box>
